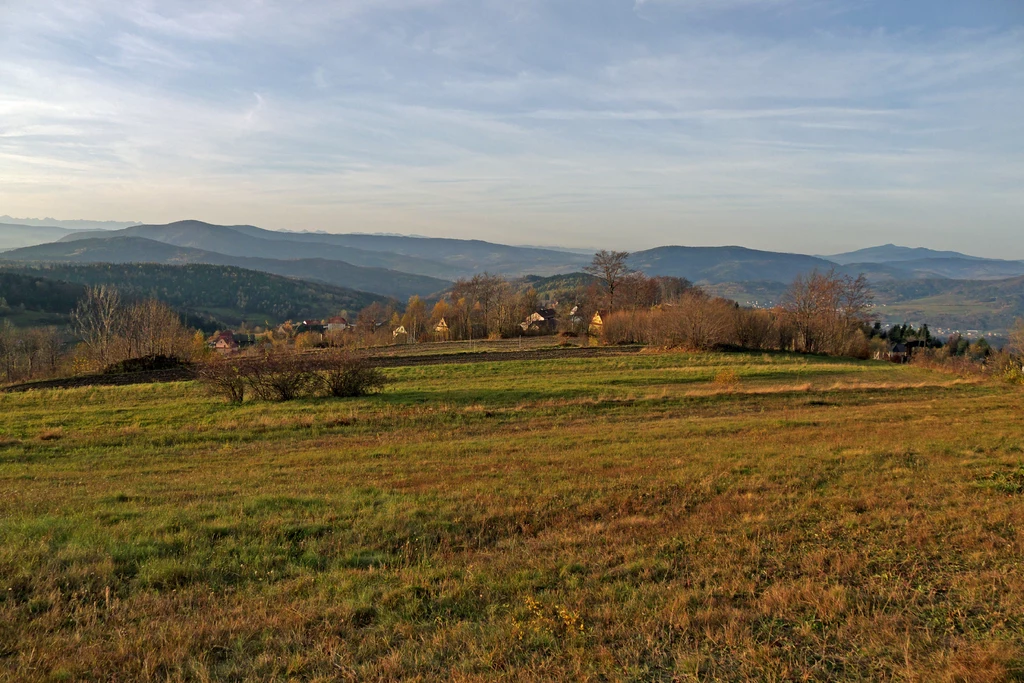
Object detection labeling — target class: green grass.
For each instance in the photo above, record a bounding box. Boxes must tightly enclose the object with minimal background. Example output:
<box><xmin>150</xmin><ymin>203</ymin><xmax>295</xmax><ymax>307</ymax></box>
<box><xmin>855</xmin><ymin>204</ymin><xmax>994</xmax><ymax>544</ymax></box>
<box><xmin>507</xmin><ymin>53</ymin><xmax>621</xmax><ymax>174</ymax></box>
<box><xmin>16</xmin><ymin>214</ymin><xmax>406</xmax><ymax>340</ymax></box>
<box><xmin>1</xmin><ymin>352</ymin><xmax>1023</xmax><ymax>681</ymax></box>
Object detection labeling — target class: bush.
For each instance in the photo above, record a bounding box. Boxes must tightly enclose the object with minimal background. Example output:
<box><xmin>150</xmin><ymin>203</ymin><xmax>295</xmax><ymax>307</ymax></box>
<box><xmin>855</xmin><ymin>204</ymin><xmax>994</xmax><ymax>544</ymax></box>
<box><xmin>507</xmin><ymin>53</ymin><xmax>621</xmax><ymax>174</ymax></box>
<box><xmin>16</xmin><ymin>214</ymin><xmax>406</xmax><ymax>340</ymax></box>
<box><xmin>199</xmin><ymin>350</ymin><xmax>388</xmax><ymax>403</ymax></box>
<box><xmin>317</xmin><ymin>351</ymin><xmax>389</xmax><ymax>397</ymax></box>
<box><xmin>198</xmin><ymin>357</ymin><xmax>247</xmax><ymax>404</ymax></box>
<box><xmin>241</xmin><ymin>352</ymin><xmax>317</xmax><ymax>401</ymax></box>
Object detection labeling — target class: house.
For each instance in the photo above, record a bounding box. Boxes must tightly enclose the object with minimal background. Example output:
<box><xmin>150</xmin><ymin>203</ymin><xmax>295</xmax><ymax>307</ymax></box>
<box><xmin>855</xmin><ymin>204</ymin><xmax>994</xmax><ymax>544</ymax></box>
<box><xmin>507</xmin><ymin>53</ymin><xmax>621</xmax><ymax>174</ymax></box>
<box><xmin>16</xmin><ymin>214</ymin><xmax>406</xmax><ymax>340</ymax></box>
<box><xmin>326</xmin><ymin>316</ymin><xmax>349</xmax><ymax>333</ymax></box>
<box><xmin>520</xmin><ymin>308</ymin><xmax>558</xmax><ymax>334</ymax></box>
<box><xmin>393</xmin><ymin>325</ymin><xmax>407</xmax><ymax>338</ymax></box>
<box><xmin>588</xmin><ymin>310</ymin><xmax>608</xmax><ymax>336</ymax></box>
<box><xmin>888</xmin><ymin>343</ymin><xmax>909</xmax><ymax>363</ymax></box>
<box><xmin>297</xmin><ymin>320</ymin><xmax>326</xmax><ymax>335</ymax></box>
<box><xmin>208</xmin><ymin>331</ymin><xmax>238</xmax><ymax>352</ymax></box>
<box><xmin>434</xmin><ymin>317</ymin><xmax>450</xmax><ymax>340</ymax></box>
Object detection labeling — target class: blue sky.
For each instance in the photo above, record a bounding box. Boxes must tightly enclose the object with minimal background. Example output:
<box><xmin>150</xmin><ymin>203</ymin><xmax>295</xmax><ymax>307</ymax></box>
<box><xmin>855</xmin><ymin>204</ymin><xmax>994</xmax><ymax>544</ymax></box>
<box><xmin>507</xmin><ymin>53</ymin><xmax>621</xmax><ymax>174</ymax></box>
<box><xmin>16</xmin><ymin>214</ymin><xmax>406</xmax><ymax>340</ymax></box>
<box><xmin>0</xmin><ymin>0</ymin><xmax>1021</xmax><ymax>256</ymax></box>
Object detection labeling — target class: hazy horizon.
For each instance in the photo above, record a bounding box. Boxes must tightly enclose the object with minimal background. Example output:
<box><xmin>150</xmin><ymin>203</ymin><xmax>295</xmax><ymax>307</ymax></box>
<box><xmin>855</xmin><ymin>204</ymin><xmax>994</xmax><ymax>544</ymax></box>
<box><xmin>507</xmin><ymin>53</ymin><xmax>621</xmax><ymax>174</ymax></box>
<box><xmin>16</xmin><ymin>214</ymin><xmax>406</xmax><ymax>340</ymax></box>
<box><xmin>0</xmin><ymin>214</ymin><xmax>1012</xmax><ymax>262</ymax></box>
<box><xmin>2</xmin><ymin>1</ymin><xmax>1022</xmax><ymax>257</ymax></box>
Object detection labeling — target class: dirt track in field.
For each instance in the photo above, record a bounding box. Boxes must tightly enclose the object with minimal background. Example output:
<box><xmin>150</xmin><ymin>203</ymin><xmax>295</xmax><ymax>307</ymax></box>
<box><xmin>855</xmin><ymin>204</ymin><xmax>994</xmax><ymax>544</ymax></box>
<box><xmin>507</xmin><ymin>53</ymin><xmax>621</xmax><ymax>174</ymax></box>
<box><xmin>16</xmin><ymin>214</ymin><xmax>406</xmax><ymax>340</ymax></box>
<box><xmin>2</xmin><ymin>345</ymin><xmax>643</xmax><ymax>393</ymax></box>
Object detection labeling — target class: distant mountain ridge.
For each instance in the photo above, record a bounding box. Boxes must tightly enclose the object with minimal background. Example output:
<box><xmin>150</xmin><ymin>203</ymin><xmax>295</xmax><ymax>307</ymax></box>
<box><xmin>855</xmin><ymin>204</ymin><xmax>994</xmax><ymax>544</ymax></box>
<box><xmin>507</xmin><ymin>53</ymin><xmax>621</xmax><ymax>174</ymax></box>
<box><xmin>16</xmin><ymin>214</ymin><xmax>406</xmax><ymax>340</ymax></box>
<box><xmin>0</xmin><ymin>223</ymin><xmax>80</xmax><ymax>251</ymax></box>
<box><xmin>0</xmin><ymin>216</ymin><xmax>140</xmax><ymax>230</ymax></box>
<box><xmin>825</xmin><ymin>244</ymin><xmax>989</xmax><ymax>264</ymax></box>
<box><xmin>58</xmin><ymin>220</ymin><xmax>590</xmax><ymax>278</ymax></box>
<box><xmin>629</xmin><ymin>246</ymin><xmax>836</xmax><ymax>284</ymax></box>
<box><xmin>1</xmin><ymin>235</ymin><xmax>450</xmax><ymax>300</ymax></box>
<box><xmin>840</xmin><ymin>258</ymin><xmax>1024</xmax><ymax>282</ymax></box>
<box><xmin>4</xmin><ymin>219</ymin><xmax>1024</xmax><ymax>333</ymax></box>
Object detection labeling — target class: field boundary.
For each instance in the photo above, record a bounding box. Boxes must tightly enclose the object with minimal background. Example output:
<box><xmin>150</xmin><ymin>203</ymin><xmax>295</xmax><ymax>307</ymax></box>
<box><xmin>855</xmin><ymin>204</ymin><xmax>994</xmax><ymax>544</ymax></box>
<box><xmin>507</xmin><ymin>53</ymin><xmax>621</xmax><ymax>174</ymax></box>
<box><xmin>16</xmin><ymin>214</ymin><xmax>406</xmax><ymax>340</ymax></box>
<box><xmin>1</xmin><ymin>345</ymin><xmax>644</xmax><ymax>392</ymax></box>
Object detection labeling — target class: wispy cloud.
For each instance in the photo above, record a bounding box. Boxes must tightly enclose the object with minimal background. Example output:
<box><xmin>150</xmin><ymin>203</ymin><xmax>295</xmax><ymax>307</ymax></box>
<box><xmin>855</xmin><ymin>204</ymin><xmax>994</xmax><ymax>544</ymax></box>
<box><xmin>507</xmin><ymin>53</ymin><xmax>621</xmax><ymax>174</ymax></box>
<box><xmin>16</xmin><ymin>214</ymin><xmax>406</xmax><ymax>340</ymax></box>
<box><xmin>0</xmin><ymin>0</ymin><xmax>1021</xmax><ymax>255</ymax></box>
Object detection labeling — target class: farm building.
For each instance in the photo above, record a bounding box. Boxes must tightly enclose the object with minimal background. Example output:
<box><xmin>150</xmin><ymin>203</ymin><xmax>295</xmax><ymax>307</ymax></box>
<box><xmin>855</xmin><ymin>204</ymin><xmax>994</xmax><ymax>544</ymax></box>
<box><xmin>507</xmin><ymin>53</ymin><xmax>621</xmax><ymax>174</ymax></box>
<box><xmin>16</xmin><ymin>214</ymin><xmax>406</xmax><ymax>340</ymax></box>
<box><xmin>520</xmin><ymin>309</ymin><xmax>558</xmax><ymax>334</ymax></box>
<box><xmin>326</xmin><ymin>316</ymin><xmax>349</xmax><ymax>332</ymax></box>
<box><xmin>588</xmin><ymin>310</ymin><xmax>608</xmax><ymax>336</ymax></box>
<box><xmin>208</xmin><ymin>331</ymin><xmax>238</xmax><ymax>352</ymax></box>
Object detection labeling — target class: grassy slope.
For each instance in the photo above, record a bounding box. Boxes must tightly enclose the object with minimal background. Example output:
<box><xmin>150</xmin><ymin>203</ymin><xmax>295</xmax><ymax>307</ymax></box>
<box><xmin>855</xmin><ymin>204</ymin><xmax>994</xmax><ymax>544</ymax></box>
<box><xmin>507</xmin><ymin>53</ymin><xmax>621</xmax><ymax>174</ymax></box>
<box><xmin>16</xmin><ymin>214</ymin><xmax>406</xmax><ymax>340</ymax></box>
<box><xmin>1</xmin><ymin>353</ymin><xmax>1023</xmax><ymax>680</ymax></box>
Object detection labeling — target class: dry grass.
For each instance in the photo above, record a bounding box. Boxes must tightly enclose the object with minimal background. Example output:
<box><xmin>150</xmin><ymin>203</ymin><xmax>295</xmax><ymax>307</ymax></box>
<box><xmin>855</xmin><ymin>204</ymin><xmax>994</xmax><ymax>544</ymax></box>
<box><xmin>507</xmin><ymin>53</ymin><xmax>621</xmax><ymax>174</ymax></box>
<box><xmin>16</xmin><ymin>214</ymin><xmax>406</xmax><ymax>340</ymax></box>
<box><xmin>35</xmin><ymin>427</ymin><xmax>63</xmax><ymax>441</ymax></box>
<box><xmin>1</xmin><ymin>351</ymin><xmax>1023</xmax><ymax>681</ymax></box>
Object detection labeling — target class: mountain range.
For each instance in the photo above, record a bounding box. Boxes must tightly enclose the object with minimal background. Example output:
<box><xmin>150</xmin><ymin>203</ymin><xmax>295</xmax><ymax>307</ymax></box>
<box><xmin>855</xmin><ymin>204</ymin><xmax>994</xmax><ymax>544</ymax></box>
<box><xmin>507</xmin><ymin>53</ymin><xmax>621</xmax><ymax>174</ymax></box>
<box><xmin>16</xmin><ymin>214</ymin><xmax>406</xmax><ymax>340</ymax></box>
<box><xmin>0</xmin><ymin>235</ymin><xmax>449</xmax><ymax>300</ymax></box>
<box><xmin>2</xmin><ymin>219</ymin><xmax>1023</xmax><ymax>334</ymax></box>
<box><xmin>53</xmin><ymin>220</ymin><xmax>590</xmax><ymax>279</ymax></box>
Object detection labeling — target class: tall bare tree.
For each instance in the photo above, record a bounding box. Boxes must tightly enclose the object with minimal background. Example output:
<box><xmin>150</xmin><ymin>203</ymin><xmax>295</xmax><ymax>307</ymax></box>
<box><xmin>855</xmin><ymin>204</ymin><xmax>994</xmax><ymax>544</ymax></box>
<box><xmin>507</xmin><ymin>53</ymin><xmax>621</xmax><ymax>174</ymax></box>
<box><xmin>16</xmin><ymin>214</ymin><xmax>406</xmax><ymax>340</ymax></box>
<box><xmin>584</xmin><ymin>250</ymin><xmax>631</xmax><ymax>310</ymax></box>
<box><xmin>0</xmin><ymin>320</ymin><xmax>15</xmax><ymax>382</ymax></box>
<box><xmin>72</xmin><ymin>285</ymin><xmax>124</xmax><ymax>366</ymax></box>
<box><xmin>1009</xmin><ymin>319</ymin><xmax>1024</xmax><ymax>358</ymax></box>
<box><xmin>451</xmin><ymin>273</ymin><xmax>506</xmax><ymax>337</ymax></box>
<box><xmin>129</xmin><ymin>299</ymin><xmax>193</xmax><ymax>358</ymax></box>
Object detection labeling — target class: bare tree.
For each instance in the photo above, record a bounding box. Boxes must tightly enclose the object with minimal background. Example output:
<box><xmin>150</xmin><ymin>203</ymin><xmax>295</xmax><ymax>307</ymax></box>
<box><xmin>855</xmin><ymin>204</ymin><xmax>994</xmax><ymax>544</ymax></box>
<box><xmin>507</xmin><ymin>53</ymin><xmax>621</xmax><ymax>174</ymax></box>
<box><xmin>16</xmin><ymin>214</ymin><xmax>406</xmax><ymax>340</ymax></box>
<box><xmin>400</xmin><ymin>296</ymin><xmax>427</xmax><ymax>342</ymax></box>
<box><xmin>356</xmin><ymin>301</ymin><xmax>393</xmax><ymax>336</ymax></box>
<box><xmin>617</xmin><ymin>272</ymin><xmax>660</xmax><ymax>311</ymax></box>
<box><xmin>0</xmin><ymin>320</ymin><xmax>15</xmax><ymax>382</ymax></box>
<box><xmin>452</xmin><ymin>273</ymin><xmax>506</xmax><ymax>337</ymax></box>
<box><xmin>1010</xmin><ymin>319</ymin><xmax>1024</xmax><ymax>358</ymax></box>
<box><xmin>584</xmin><ymin>250</ymin><xmax>631</xmax><ymax>310</ymax></box>
<box><xmin>127</xmin><ymin>299</ymin><xmax>193</xmax><ymax>358</ymax></box>
<box><xmin>72</xmin><ymin>285</ymin><xmax>124</xmax><ymax>366</ymax></box>
<box><xmin>784</xmin><ymin>269</ymin><xmax>873</xmax><ymax>355</ymax></box>
<box><xmin>37</xmin><ymin>326</ymin><xmax>65</xmax><ymax>377</ymax></box>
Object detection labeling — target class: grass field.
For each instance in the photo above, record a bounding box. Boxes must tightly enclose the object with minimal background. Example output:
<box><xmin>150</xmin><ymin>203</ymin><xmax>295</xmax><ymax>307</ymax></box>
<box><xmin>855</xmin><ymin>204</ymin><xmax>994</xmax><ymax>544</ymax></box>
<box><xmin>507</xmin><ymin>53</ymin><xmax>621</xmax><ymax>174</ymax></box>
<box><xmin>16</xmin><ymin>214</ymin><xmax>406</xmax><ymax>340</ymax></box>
<box><xmin>2</xmin><ymin>351</ymin><xmax>1023</xmax><ymax>681</ymax></box>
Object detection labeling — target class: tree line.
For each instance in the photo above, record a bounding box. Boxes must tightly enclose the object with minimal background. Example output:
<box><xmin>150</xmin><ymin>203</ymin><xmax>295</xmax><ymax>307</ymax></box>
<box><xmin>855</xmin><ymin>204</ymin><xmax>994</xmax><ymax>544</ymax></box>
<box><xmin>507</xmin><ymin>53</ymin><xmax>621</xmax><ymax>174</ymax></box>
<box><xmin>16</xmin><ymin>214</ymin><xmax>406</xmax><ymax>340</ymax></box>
<box><xmin>0</xmin><ymin>285</ymin><xmax>200</xmax><ymax>384</ymax></box>
<box><xmin>4</xmin><ymin>249</ymin><xmax>1024</xmax><ymax>387</ymax></box>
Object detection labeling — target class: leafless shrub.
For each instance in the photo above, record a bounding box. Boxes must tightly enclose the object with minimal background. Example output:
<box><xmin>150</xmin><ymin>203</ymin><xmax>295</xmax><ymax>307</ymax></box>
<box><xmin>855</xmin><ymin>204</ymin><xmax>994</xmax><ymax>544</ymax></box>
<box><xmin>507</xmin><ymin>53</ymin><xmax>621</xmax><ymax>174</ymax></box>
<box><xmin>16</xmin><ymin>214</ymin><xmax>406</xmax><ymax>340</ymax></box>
<box><xmin>734</xmin><ymin>308</ymin><xmax>778</xmax><ymax>350</ymax></box>
<box><xmin>601</xmin><ymin>310</ymin><xmax>651</xmax><ymax>345</ymax></box>
<box><xmin>200</xmin><ymin>350</ymin><xmax>387</xmax><ymax>403</ymax></box>
<box><xmin>666</xmin><ymin>292</ymin><xmax>736</xmax><ymax>350</ymax></box>
<box><xmin>243</xmin><ymin>352</ymin><xmax>317</xmax><ymax>401</ymax></box>
<box><xmin>317</xmin><ymin>350</ymin><xmax>389</xmax><ymax>397</ymax></box>
<box><xmin>600</xmin><ymin>292</ymin><xmax>736</xmax><ymax>350</ymax></box>
<box><xmin>198</xmin><ymin>355</ymin><xmax>247</xmax><ymax>403</ymax></box>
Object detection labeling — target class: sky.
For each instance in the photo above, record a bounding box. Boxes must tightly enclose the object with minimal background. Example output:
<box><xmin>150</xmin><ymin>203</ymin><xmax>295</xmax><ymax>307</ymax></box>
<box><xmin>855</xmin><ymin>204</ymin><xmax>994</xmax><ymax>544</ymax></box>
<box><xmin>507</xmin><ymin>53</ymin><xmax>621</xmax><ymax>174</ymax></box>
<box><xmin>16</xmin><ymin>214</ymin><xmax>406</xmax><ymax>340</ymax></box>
<box><xmin>0</xmin><ymin>0</ymin><xmax>1022</xmax><ymax>257</ymax></box>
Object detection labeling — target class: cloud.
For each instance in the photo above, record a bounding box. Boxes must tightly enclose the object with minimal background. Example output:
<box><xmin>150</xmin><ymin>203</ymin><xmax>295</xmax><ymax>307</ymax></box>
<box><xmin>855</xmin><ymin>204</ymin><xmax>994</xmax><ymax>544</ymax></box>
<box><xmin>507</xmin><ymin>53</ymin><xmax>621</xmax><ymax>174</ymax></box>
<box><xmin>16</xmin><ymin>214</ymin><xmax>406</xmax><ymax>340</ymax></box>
<box><xmin>0</xmin><ymin>0</ymin><xmax>1022</xmax><ymax>255</ymax></box>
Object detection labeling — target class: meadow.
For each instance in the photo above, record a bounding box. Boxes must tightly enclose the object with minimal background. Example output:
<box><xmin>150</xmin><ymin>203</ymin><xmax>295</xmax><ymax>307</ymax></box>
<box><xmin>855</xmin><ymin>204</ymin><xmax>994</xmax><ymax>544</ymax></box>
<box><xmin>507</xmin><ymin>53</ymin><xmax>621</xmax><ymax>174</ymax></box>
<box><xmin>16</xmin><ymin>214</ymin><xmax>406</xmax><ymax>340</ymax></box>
<box><xmin>1</xmin><ymin>351</ymin><xmax>1023</xmax><ymax>681</ymax></box>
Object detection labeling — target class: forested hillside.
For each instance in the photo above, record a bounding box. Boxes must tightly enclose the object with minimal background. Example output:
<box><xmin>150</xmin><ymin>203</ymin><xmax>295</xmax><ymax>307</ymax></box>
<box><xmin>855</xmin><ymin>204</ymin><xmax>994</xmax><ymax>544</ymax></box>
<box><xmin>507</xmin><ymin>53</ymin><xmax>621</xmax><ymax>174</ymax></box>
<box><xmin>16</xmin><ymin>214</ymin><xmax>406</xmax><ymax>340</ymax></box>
<box><xmin>0</xmin><ymin>263</ymin><xmax>392</xmax><ymax>328</ymax></box>
<box><xmin>0</xmin><ymin>272</ymin><xmax>85</xmax><ymax>313</ymax></box>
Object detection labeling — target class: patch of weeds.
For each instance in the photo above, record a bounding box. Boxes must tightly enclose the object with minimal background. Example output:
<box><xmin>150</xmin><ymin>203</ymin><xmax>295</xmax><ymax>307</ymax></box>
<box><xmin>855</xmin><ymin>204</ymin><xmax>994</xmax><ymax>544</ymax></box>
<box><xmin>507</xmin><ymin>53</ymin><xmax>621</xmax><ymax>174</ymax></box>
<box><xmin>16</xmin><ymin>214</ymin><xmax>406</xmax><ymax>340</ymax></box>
<box><xmin>350</xmin><ymin>605</ymin><xmax>377</xmax><ymax>628</ymax></box>
<box><xmin>340</xmin><ymin>551</ymin><xmax>386</xmax><ymax>570</ymax></box>
<box><xmin>282</xmin><ymin>523</ymin><xmax>334</xmax><ymax>543</ymax></box>
<box><xmin>977</xmin><ymin>467</ymin><xmax>1024</xmax><ymax>495</ymax></box>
